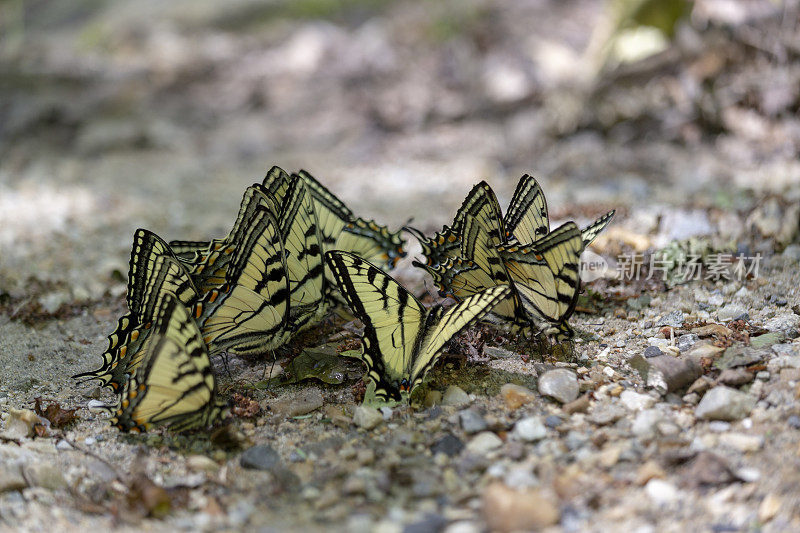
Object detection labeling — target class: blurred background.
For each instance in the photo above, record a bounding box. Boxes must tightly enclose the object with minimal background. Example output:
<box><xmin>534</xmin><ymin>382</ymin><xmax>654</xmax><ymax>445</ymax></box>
<box><xmin>1</xmin><ymin>0</ymin><xmax>798</xmax><ymax>306</ymax></box>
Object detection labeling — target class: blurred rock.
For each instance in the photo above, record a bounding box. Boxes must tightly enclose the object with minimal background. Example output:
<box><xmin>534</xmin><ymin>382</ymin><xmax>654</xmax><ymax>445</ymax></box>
<box><xmin>458</xmin><ymin>410</ymin><xmax>487</xmax><ymax>435</ymax></box>
<box><xmin>466</xmin><ymin>432</ymin><xmax>503</xmax><ymax>455</ymax></box>
<box><xmin>0</xmin><ymin>409</ymin><xmax>42</xmax><ymax>440</ymax></box>
<box><xmin>482</xmin><ymin>483</ymin><xmax>559</xmax><ymax>532</ymax></box>
<box><xmin>353</xmin><ymin>406</ymin><xmax>383</xmax><ymax>430</ymax></box>
<box><xmin>629</xmin><ymin>354</ymin><xmax>701</xmax><ymax>394</ymax></box>
<box><xmin>499</xmin><ymin>384</ymin><xmax>535</xmax><ymax>410</ymax></box>
<box><xmin>695</xmin><ymin>386</ymin><xmax>757</xmax><ymax>421</ymax></box>
<box><xmin>513</xmin><ymin>417</ymin><xmax>547</xmax><ymax>442</ymax></box>
<box><xmin>240</xmin><ymin>445</ymin><xmax>280</xmax><ymax>471</ymax></box>
<box><xmin>538</xmin><ymin>369</ymin><xmax>579</xmax><ymax>403</ymax></box>
<box><xmin>442</xmin><ymin>386</ymin><xmax>471</xmax><ymax>407</ymax></box>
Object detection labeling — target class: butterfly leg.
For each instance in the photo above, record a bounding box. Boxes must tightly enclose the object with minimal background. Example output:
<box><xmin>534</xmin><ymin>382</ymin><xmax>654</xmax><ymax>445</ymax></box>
<box><xmin>220</xmin><ymin>350</ymin><xmax>233</xmax><ymax>380</ymax></box>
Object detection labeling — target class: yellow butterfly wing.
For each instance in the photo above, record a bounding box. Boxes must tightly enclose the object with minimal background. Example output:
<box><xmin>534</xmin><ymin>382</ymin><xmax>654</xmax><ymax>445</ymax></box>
<box><xmin>196</xmin><ymin>205</ymin><xmax>291</xmax><ymax>355</ymax></box>
<box><xmin>581</xmin><ymin>210</ymin><xmax>615</xmax><ymax>247</ymax></box>
<box><xmin>108</xmin><ymin>294</ymin><xmax>225</xmax><ymax>432</ymax></box>
<box><xmin>499</xmin><ymin>222</ymin><xmax>584</xmax><ymax>337</ymax></box>
<box><xmin>279</xmin><ymin>176</ymin><xmax>328</xmax><ymax>330</ymax></box>
<box><xmin>503</xmin><ymin>174</ymin><xmax>550</xmax><ymax>244</ymax></box>
<box><xmin>325</xmin><ymin>251</ymin><xmax>424</xmax><ymax>400</ymax></box>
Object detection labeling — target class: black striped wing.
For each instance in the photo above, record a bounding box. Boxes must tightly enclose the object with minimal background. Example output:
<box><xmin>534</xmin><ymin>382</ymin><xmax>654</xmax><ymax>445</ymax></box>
<box><xmin>503</xmin><ymin>174</ymin><xmax>550</xmax><ymax>245</ymax></box>
<box><xmin>279</xmin><ymin>176</ymin><xmax>328</xmax><ymax>331</ymax></box>
<box><xmin>336</xmin><ymin>216</ymin><xmax>407</xmax><ymax>271</ymax></box>
<box><xmin>410</xmin><ymin>181</ymin><xmax>504</xmax><ymax>268</ymax></box>
<box><xmin>74</xmin><ymin>251</ymin><xmax>199</xmax><ymax>391</ymax></box>
<box><xmin>196</xmin><ymin>205</ymin><xmax>291</xmax><ymax>355</ymax></box>
<box><xmin>325</xmin><ymin>251</ymin><xmax>425</xmax><ymax>401</ymax></box>
<box><xmin>581</xmin><ymin>210</ymin><xmax>615</xmax><ymax>247</ymax></box>
<box><xmin>169</xmin><ymin>240</ymin><xmax>212</xmax><ymax>262</ymax></box>
<box><xmin>108</xmin><ymin>293</ymin><xmax>225</xmax><ymax>433</ymax></box>
<box><xmin>295</xmin><ymin>170</ymin><xmax>406</xmax><ymax>273</ymax></box>
<box><xmin>172</xmin><ymin>166</ymin><xmax>291</xmax><ymax>293</ymax></box>
<box><xmin>406</xmin><ymin>224</ymin><xmax>460</xmax><ymax>268</ymax></box>
<box><xmin>127</xmin><ymin>229</ymin><xmax>196</xmax><ymax>319</ymax></box>
<box><xmin>452</xmin><ymin>181</ymin><xmax>505</xmax><ymax>246</ymax></box>
<box><xmin>411</xmin><ymin>284</ymin><xmax>511</xmax><ymax>385</ymax></box>
<box><xmin>184</xmin><ymin>180</ymin><xmax>289</xmax><ymax>294</ymax></box>
<box><xmin>414</xmin><ymin>219</ymin><xmax>529</xmax><ymax>331</ymax></box>
<box><xmin>499</xmin><ymin>221</ymin><xmax>584</xmax><ymax>338</ymax></box>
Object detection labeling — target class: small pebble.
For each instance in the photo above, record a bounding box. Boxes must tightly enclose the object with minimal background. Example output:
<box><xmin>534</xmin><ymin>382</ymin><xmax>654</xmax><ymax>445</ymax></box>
<box><xmin>240</xmin><ymin>445</ymin><xmax>280</xmax><ymax>470</ymax></box>
<box><xmin>513</xmin><ymin>417</ymin><xmax>547</xmax><ymax>442</ymax></box>
<box><xmin>645</xmin><ymin>479</ymin><xmax>679</xmax><ymax>505</ymax></box>
<box><xmin>758</xmin><ymin>494</ymin><xmax>782</xmax><ymax>523</ymax></box>
<box><xmin>695</xmin><ymin>386</ymin><xmax>757</xmax><ymax>421</ymax></box>
<box><xmin>544</xmin><ymin>415</ymin><xmax>563</xmax><ymax>428</ymax></box>
<box><xmin>620</xmin><ymin>390</ymin><xmax>656</xmax><ymax>411</ymax></box>
<box><xmin>644</xmin><ymin>346</ymin><xmax>664</xmax><ymax>358</ymax></box>
<box><xmin>632</xmin><ymin>409</ymin><xmax>663</xmax><ymax>438</ymax></box>
<box><xmin>482</xmin><ymin>483</ymin><xmax>560</xmax><ymax>531</ymax></box>
<box><xmin>442</xmin><ymin>386</ymin><xmax>471</xmax><ymax>407</ymax></box>
<box><xmin>499</xmin><ymin>383</ymin><xmax>535</xmax><ymax>410</ymax></box>
<box><xmin>459</xmin><ymin>410</ymin><xmax>488</xmax><ymax>434</ymax></box>
<box><xmin>563</xmin><ymin>395</ymin><xmax>590</xmax><ymax>414</ymax></box>
<box><xmin>466</xmin><ymin>432</ymin><xmax>503</xmax><ymax>454</ymax></box>
<box><xmin>431</xmin><ymin>434</ymin><xmax>464</xmax><ymax>457</ymax></box>
<box><xmin>537</xmin><ymin>369</ymin><xmax>579</xmax><ymax>404</ymax></box>
<box><xmin>353</xmin><ymin>406</ymin><xmax>383</xmax><ymax>429</ymax></box>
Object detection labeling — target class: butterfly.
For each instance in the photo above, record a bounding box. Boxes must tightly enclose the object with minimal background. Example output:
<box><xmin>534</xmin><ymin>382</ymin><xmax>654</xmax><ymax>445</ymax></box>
<box><xmin>416</xmin><ymin>217</ymin><xmax>532</xmax><ymax>333</ymax></box>
<box><xmin>498</xmin><ymin>222</ymin><xmax>585</xmax><ymax>339</ymax></box>
<box><xmin>503</xmin><ymin>174</ymin><xmax>615</xmax><ymax>247</ymax></box>
<box><xmin>107</xmin><ymin>293</ymin><xmax>226</xmax><ymax>432</ymax></box>
<box><xmin>293</xmin><ymin>170</ymin><xmax>407</xmax><ymax>303</ymax></box>
<box><xmin>73</xmin><ymin>230</ymin><xmax>199</xmax><ymax>392</ymax></box>
<box><xmin>193</xmin><ymin>203</ymin><xmax>292</xmax><ymax>356</ymax></box>
<box><xmin>277</xmin><ymin>176</ymin><xmax>329</xmax><ymax>332</ymax></box>
<box><xmin>325</xmin><ymin>250</ymin><xmax>512</xmax><ymax>401</ymax></box>
<box><xmin>417</xmin><ymin>207</ymin><xmax>586</xmax><ymax>340</ymax></box>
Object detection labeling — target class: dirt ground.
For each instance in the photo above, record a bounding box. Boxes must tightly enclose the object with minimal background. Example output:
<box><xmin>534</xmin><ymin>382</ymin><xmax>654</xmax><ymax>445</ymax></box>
<box><xmin>1</xmin><ymin>0</ymin><xmax>800</xmax><ymax>531</ymax></box>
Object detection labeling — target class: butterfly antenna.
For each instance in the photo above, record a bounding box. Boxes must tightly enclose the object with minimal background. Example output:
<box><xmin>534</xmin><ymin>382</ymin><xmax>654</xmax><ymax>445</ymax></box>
<box><xmin>403</xmin><ymin>225</ymin><xmax>426</xmax><ymax>242</ymax></box>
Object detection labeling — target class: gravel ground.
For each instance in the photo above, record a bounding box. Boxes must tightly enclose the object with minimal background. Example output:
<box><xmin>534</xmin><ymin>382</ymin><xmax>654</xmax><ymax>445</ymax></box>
<box><xmin>1</xmin><ymin>0</ymin><xmax>800</xmax><ymax>531</ymax></box>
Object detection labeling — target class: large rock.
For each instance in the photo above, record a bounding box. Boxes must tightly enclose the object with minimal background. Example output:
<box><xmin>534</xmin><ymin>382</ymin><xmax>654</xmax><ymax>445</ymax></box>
<box><xmin>537</xmin><ymin>369</ymin><xmax>579</xmax><ymax>404</ymax></box>
<box><xmin>695</xmin><ymin>386</ymin><xmax>757</xmax><ymax>421</ymax></box>
<box><xmin>629</xmin><ymin>354</ymin><xmax>701</xmax><ymax>394</ymax></box>
<box><xmin>764</xmin><ymin>313</ymin><xmax>800</xmax><ymax>336</ymax></box>
<box><xmin>717</xmin><ymin>346</ymin><xmax>766</xmax><ymax>370</ymax></box>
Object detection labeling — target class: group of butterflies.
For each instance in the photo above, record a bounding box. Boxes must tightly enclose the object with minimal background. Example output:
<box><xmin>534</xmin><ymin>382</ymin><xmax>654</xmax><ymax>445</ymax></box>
<box><xmin>73</xmin><ymin>167</ymin><xmax>614</xmax><ymax>432</ymax></box>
